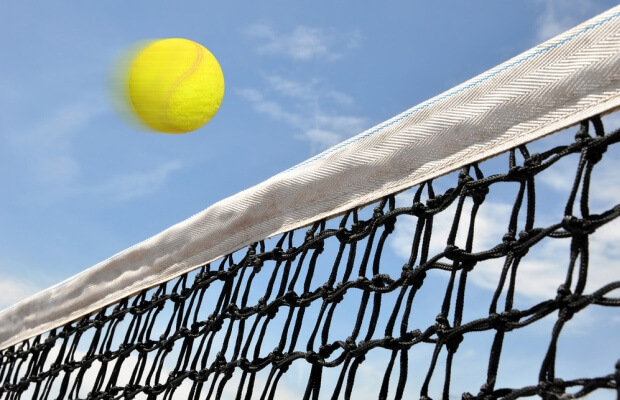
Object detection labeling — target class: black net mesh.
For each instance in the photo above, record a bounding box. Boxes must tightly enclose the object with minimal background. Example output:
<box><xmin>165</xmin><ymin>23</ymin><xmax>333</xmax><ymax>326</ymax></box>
<box><xmin>1</xmin><ymin>114</ymin><xmax>619</xmax><ymax>400</ymax></box>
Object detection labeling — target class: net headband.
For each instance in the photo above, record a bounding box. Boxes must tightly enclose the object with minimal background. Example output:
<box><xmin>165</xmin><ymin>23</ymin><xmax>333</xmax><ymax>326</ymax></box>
<box><xmin>2</xmin><ymin>5</ymin><xmax>620</xmax><ymax>350</ymax></box>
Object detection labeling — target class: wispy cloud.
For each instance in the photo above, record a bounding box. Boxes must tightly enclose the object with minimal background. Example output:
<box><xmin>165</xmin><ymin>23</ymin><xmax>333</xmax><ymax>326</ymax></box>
<box><xmin>266</xmin><ymin>76</ymin><xmax>354</xmax><ymax>108</ymax></box>
<box><xmin>267</xmin><ymin>76</ymin><xmax>318</xmax><ymax>100</ymax></box>
<box><xmin>6</xmin><ymin>102</ymin><xmax>104</xmax><ymax>184</ymax></box>
<box><xmin>4</xmin><ymin>101</ymin><xmax>184</xmax><ymax>203</ymax></box>
<box><xmin>0</xmin><ymin>278</ymin><xmax>40</xmax><ymax>310</ymax></box>
<box><xmin>245</xmin><ymin>24</ymin><xmax>360</xmax><ymax>61</ymax></box>
<box><xmin>241</xmin><ymin>24</ymin><xmax>365</xmax><ymax>153</ymax></box>
<box><xmin>534</xmin><ymin>0</ymin><xmax>599</xmax><ymax>43</ymax></box>
<box><xmin>296</xmin><ymin>114</ymin><xmax>366</xmax><ymax>153</ymax></box>
<box><xmin>238</xmin><ymin>88</ymin><xmax>304</xmax><ymax>126</ymax></box>
<box><xmin>238</xmin><ymin>78</ymin><xmax>366</xmax><ymax>153</ymax></box>
<box><xmin>84</xmin><ymin>161</ymin><xmax>183</xmax><ymax>202</ymax></box>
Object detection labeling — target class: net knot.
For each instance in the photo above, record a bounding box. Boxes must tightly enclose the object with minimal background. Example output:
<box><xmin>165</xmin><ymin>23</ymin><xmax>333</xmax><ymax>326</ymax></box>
<box><xmin>214</xmin><ymin>352</ymin><xmax>228</xmax><ymax>369</ymax></box>
<box><xmin>402</xmin><ymin>329</ymin><xmax>422</xmax><ymax>343</ymax></box>
<box><xmin>169</xmin><ymin>292</ymin><xmax>181</xmax><ymax>303</ymax></box>
<box><xmin>277</xmin><ymin>357</ymin><xmax>294</xmax><ymax>372</ymax></box>
<box><xmin>335</xmin><ymin>227</ymin><xmax>351</xmax><ymax>243</ymax></box>
<box><xmin>402</xmin><ymin>269</ymin><xmax>426</xmax><ymax>290</ymax></box>
<box><xmin>194</xmin><ymin>270</ymin><xmax>209</xmax><ymax>285</ymax></box>
<box><xmin>435</xmin><ymin>314</ymin><xmax>463</xmax><ymax>353</ymax></box>
<box><xmin>382</xmin><ymin>335</ymin><xmax>399</xmax><ymax>350</ymax></box>
<box><xmin>216</xmin><ymin>270</ymin><xmax>230</xmax><ymax>280</ymax></box>
<box><xmin>538</xmin><ymin>379</ymin><xmax>567</xmax><ymax>399</ymax></box>
<box><xmin>323</xmin><ymin>344</ymin><xmax>343</xmax><ymax>360</ymax></box>
<box><xmin>464</xmin><ymin>184</ymin><xmax>489</xmax><ymax>204</ymax></box>
<box><xmin>225</xmin><ymin>303</ymin><xmax>240</xmax><ymax>317</ymax></box>
<box><xmin>284</xmin><ymin>290</ymin><xmax>299</xmax><ymax>305</ymax></box>
<box><xmin>158</xmin><ymin>336</ymin><xmax>175</xmax><ymax>352</ymax></box>
<box><xmin>344</xmin><ymin>336</ymin><xmax>358</xmax><ymax>351</ymax></box>
<box><xmin>488</xmin><ymin>311</ymin><xmax>519</xmax><ymax>332</ymax></box>
<box><xmin>506</xmin><ymin>165</ymin><xmax>534</xmax><ymax>182</ymax></box>
<box><xmin>271</xmin><ymin>246</ymin><xmax>285</xmax><ymax>261</ymax></box>
<box><xmin>554</xmin><ymin>285</ymin><xmax>584</xmax><ymax>321</ymax></box>
<box><xmin>461</xmin><ymin>260</ymin><xmax>476</xmax><ymax>272</ymax></box>
<box><xmin>371</xmin><ymin>274</ymin><xmax>392</xmax><ymax>289</ymax></box>
<box><xmin>249</xmin><ymin>255</ymin><xmax>264</xmax><ymax>269</ymax></box>
<box><xmin>523</xmin><ymin>152</ymin><xmax>542</xmax><ymax>168</ymax></box>
<box><xmin>270</xmin><ymin>348</ymin><xmax>292</xmax><ymax>372</ymax></box>
<box><xmin>92</xmin><ymin>316</ymin><xmax>107</xmax><ymax>329</ymax></box>
<box><xmin>502</xmin><ymin>232</ymin><xmax>516</xmax><ymax>243</ymax></box>
<box><xmin>561</xmin><ymin>215</ymin><xmax>596</xmax><ymax>235</ymax></box>
<box><xmin>383</xmin><ymin>215</ymin><xmax>397</xmax><ymax>234</ymax></box>
<box><xmin>307</xmin><ymin>237</ymin><xmax>325</xmax><ymax>252</ymax></box>
<box><xmin>356</xmin><ymin>276</ymin><xmax>370</xmax><ymax>289</ymax></box>
<box><xmin>320</xmin><ymin>284</ymin><xmax>337</xmax><ymax>302</ymax></box>
<box><xmin>270</xmin><ymin>347</ymin><xmax>283</xmax><ymax>359</ymax></box>
<box><xmin>427</xmin><ymin>194</ymin><xmax>448</xmax><ymax>210</ymax></box>
<box><xmin>76</xmin><ymin>317</ymin><xmax>90</xmax><ymax>329</ymax></box>
<box><xmin>585</xmin><ymin>143</ymin><xmax>607</xmax><ymax>164</ymax></box>
<box><xmin>443</xmin><ymin>244</ymin><xmax>463</xmax><ymax>260</ymax></box>
<box><xmin>207</xmin><ymin>314</ymin><xmax>225</xmax><ymax>332</ymax></box>
<box><xmin>458</xmin><ymin>169</ymin><xmax>474</xmax><ymax>184</ymax></box>
<box><xmin>49</xmin><ymin>362</ymin><xmax>60</xmax><ymax>375</ymax></box>
<box><xmin>134</xmin><ymin>340</ymin><xmax>150</xmax><ymax>354</ymax></box>
<box><xmin>177</xmin><ymin>326</ymin><xmax>191</xmax><ymax>338</ymax></box>
<box><xmin>351</xmin><ymin>220</ymin><xmax>367</xmax><ymax>236</ymax></box>
<box><xmin>411</xmin><ymin>200</ymin><xmax>426</xmax><ymax>214</ymax></box>
<box><xmin>305</xmin><ymin>351</ymin><xmax>319</xmax><ymax>364</ymax></box>
<box><xmin>236</xmin><ymin>357</ymin><xmax>251</xmax><ymax>371</ymax></box>
<box><xmin>124</xmin><ymin>383</ymin><xmax>140</xmax><ymax>394</ymax></box>
<box><xmin>575</xmin><ymin>120</ymin><xmax>591</xmax><ymax>141</ymax></box>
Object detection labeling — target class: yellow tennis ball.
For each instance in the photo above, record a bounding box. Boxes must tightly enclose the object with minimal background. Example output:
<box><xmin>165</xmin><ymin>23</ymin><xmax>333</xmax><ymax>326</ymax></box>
<box><xmin>127</xmin><ymin>38</ymin><xmax>224</xmax><ymax>134</ymax></box>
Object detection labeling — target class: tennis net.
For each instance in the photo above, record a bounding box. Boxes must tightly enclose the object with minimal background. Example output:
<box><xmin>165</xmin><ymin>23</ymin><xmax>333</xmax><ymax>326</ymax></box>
<box><xmin>1</xmin><ymin>5</ymin><xmax>620</xmax><ymax>400</ymax></box>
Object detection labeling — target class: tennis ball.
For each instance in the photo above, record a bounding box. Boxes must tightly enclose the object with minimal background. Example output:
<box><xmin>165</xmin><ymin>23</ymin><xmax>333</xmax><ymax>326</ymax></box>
<box><xmin>126</xmin><ymin>38</ymin><xmax>224</xmax><ymax>134</ymax></box>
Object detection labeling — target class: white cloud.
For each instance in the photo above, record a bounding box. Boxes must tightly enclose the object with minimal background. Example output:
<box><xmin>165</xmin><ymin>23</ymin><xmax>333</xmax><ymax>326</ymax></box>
<box><xmin>238</xmin><ymin>88</ymin><xmax>304</xmax><ymax>126</ymax></box>
<box><xmin>326</xmin><ymin>90</ymin><xmax>354</xmax><ymax>106</ymax></box>
<box><xmin>534</xmin><ymin>0</ymin><xmax>599</xmax><ymax>43</ymax></box>
<box><xmin>5</xmin><ymin>102</ymin><xmax>103</xmax><ymax>184</ymax></box>
<box><xmin>265</xmin><ymin>77</ymin><xmax>353</xmax><ymax>107</ymax></box>
<box><xmin>237</xmin><ymin>88</ymin><xmax>263</xmax><ymax>103</ymax></box>
<box><xmin>86</xmin><ymin>161</ymin><xmax>183</xmax><ymax>202</ymax></box>
<box><xmin>39</xmin><ymin>155</ymin><xmax>81</xmax><ymax>183</ymax></box>
<box><xmin>0</xmin><ymin>278</ymin><xmax>40</xmax><ymax>310</ymax></box>
<box><xmin>241</xmin><ymin>24</ymin><xmax>364</xmax><ymax>153</ymax></box>
<box><xmin>267</xmin><ymin>76</ymin><xmax>317</xmax><ymax>100</ymax></box>
<box><xmin>316</xmin><ymin>114</ymin><xmax>366</xmax><ymax>135</ymax></box>
<box><xmin>239</xmin><ymin>77</ymin><xmax>366</xmax><ymax>153</ymax></box>
<box><xmin>298</xmin><ymin>129</ymin><xmax>343</xmax><ymax>153</ymax></box>
<box><xmin>295</xmin><ymin>115</ymin><xmax>366</xmax><ymax>153</ymax></box>
<box><xmin>246</xmin><ymin>24</ymin><xmax>360</xmax><ymax>61</ymax></box>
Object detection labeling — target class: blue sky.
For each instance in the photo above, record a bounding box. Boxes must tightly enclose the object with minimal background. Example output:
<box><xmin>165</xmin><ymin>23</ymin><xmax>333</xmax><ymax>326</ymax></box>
<box><xmin>1</xmin><ymin>1</ymin><xmax>619</xmax><ymax>398</ymax></box>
